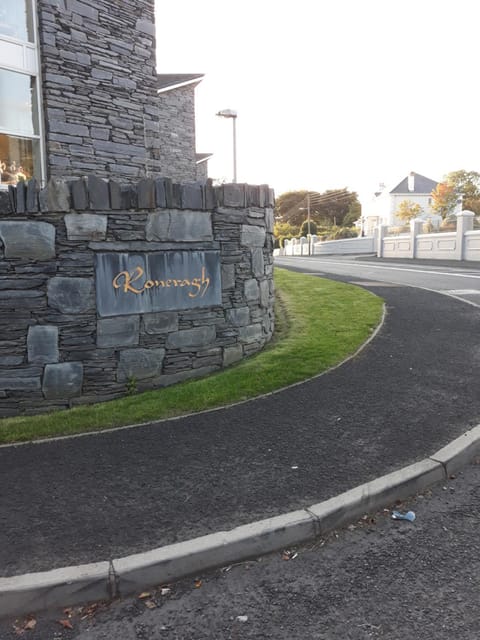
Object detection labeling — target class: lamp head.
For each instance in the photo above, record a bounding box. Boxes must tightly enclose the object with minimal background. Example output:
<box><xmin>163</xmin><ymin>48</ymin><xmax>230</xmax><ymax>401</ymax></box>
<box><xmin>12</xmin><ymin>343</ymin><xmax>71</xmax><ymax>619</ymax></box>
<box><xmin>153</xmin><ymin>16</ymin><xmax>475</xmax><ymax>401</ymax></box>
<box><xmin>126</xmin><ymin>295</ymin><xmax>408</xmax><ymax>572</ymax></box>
<box><xmin>216</xmin><ymin>109</ymin><xmax>237</xmax><ymax>118</ymax></box>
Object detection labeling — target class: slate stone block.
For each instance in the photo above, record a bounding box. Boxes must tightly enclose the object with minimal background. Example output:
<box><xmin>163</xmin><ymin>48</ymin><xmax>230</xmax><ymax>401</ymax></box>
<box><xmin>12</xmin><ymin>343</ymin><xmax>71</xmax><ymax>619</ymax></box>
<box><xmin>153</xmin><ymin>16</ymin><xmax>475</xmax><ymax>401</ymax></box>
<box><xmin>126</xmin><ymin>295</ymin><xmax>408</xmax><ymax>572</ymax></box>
<box><xmin>0</xmin><ymin>189</ymin><xmax>12</xmax><ymax>214</ymax></box>
<box><xmin>65</xmin><ymin>213</ymin><xmax>107</xmax><ymax>241</ymax></box>
<box><xmin>0</xmin><ymin>367</ymin><xmax>42</xmax><ymax>390</ymax></box>
<box><xmin>42</xmin><ymin>362</ymin><xmax>83</xmax><ymax>399</ymax></box>
<box><xmin>117</xmin><ymin>347</ymin><xmax>165</xmax><ymax>382</ymax></box>
<box><xmin>97</xmin><ymin>316</ymin><xmax>139</xmax><ymax>348</ymax></box>
<box><xmin>172</xmin><ymin>183</ymin><xmax>182</xmax><ymax>209</ymax></box>
<box><xmin>223</xmin><ymin>344</ymin><xmax>243</xmax><ymax>366</ymax></box>
<box><xmin>244</xmin><ymin>278</ymin><xmax>259</xmax><ymax>301</ymax></box>
<box><xmin>252</xmin><ymin>248</ymin><xmax>265</xmax><ymax>276</ymax></box>
<box><xmin>259</xmin><ymin>279</ymin><xmax>270</xmax><ymax>308</ymax></box>
<box><xmin>88</xmin><ymin>175</ymin><xmax>110</xmax><ymax>210</ymax></box>
<box><xmin>204</xmin><ymin>180</ymin><xmax>216</xmax><ymax>210</ymax></box>
<box><xmin>238</xmin><ymin>323</ymin><xmax>263</xmax><ymax>342</ymax></box>
<box><xmin>154</xmin><ymin>178</ymin><xmax>167</xmax><ymax>208</ymax></box>
<box><xmin>14</xmin><ymin>183</ymin><xmax>25</xmax><ymax>214</ymax></box>
<box><xmin>71</xmin><ymin>178</ymin><xmax>89</xmax><ymax>210</ymax></box>
<box><xmin>181</xmin><ymin>183</ymin><xmax>203</xmax><ymax>210</ymax></box>
<box><xmin>47</xmin><ymin>178</ymin><xmax>71</xmax><ymax>211</ymax></box>
<box><xmin>8</xmin><ymin>185</ymin><xmax>16</xmax><ymax>211</ymax></box>
<box><xmin>27</xmin><ymin>325</ymin><xmax>59</xmax><ymax>364</ymax></box>
<box><xmin>137</xmin><ymin>178</ymin><xmax>156</xmax><ymax>209</ymax></box>
<box><xmin>143</xmin><ymin>312</ymin><xmax>178</xmax><ymax>334</ymax></box>
<box><xmin>0</xmin><ymin>221</ymin><xmax>56</xmax><ymax>260</ymax></box>
<box><xmin>169</xmin><ymin>211</ymin><xmax>213</xmax><ymax>242</ymax></box>
<box><xmin>226</xmin><ymin>306</ymin><xmax>250</xmax><ymax>326</ymax></box>
<box><xmin>145</xmin><ymin>212</ymin><xmax>170</xmax><ymax>241</ymax></box>
<box><xmin>164</xmin><ymin>178</ymin><xmax>174</xmax><ymax>208</ymax></box>
<box><xmin>241</xmin><ymin>225</ymin><xmax>266</xmax><ymax>247</ymax></box>
<box><xmin>221</xmin><ymin>263</ymin><xmax>235</xmax><ymax>289</ymax></box>
<box><xmin>47</xmin><ymin>277</ymin><xmax>94</xmax><ymax>313</ymax></box>
<box><xmin>166</xmin><ymin>326</ymin><xmax>216</xmax><ymax>349</ymax></box>
<box><xmin>247</xmin><ymin>185</ymin><xmax>260</xmax><ymax>207</ymax></box>
<box><xmin>26</xmin><ymin>179</ymin><xmax>39</xmax><ymax>212</ymax></box>
<box><xmin>39</xmin><ymin>186</ymin><xmax>48</xmax><ymax>212</ymax></box>
<box><xmin>109</xmin><ymin>180</ymin><xmax>122</xmax><ymax>210</ymax></box>
<box><xmin>223</xmin><ymin>183</ymin><xmax>246</xmax><ymax>208</ymax></box>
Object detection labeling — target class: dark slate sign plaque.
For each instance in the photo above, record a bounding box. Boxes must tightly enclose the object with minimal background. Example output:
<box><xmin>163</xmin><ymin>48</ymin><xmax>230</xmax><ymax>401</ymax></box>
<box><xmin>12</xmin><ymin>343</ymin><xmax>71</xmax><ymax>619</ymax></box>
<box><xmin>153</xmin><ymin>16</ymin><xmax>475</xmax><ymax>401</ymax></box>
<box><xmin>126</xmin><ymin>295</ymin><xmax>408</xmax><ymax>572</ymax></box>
<box><xmin>95</xmin><ymin>251</ymin><xmax>222</xmax><ymax>317</ymax></box>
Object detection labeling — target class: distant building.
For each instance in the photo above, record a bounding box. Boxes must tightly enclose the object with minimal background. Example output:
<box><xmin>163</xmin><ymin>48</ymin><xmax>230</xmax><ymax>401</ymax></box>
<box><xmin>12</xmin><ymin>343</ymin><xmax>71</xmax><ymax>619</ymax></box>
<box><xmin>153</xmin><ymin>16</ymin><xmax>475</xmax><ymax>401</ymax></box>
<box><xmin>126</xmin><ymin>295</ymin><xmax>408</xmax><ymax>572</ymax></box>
<box><xmin>0</xmin><ymin>1</ymin><xmax>208</xmax><ymax>190</ymax></box>
<box><xmin>157</xmin><ymin>74</ymin><xmax>212</xmax><ymax>182</ymax></box>
<box><xmin>362</xmin><ymin>171</ymin><xmax>459</xmax><ymax>234</ymax></box>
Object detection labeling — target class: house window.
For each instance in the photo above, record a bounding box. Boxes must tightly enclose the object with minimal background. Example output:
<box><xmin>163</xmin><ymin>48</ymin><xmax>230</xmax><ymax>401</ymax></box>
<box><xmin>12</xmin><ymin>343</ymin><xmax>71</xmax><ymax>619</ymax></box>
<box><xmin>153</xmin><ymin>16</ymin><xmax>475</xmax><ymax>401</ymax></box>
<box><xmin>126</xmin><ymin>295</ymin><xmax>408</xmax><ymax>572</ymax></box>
<box><xmin>0</xmin><ymin>1</ymin><xmax>44</xmax><ymax>188</ymax></box>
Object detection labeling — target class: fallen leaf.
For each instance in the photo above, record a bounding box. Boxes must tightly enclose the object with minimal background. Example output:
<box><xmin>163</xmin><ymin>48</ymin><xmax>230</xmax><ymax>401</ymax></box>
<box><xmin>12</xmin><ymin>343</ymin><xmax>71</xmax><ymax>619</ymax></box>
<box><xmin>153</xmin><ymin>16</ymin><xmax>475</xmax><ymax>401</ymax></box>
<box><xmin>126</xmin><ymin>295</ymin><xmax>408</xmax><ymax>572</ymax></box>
<box><xmin>144</xmin><ymin>600</ymin><xmax>157</xmax><ymax>609</ymax></box>
<box><xmin>194</xmin><ymin>579</ymin><xmax>202</xmax><ymax>588</ymax></box>
<box><xmin>58</xmin><ymin>619</ymin><xmax>74</xmax><ymax>630</ymax></box>
<box><xmin>138</xmin><ymin>592</ymin><xmax>151</xmax><ymax>599</ymax></box>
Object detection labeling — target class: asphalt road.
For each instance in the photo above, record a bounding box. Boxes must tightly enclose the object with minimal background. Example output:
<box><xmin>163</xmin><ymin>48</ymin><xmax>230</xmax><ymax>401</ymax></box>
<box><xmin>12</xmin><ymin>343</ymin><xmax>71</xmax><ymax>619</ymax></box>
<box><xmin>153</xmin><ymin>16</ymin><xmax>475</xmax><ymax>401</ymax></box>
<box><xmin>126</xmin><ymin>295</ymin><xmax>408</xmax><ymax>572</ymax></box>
<box><xmin>274</xmin><ymin>255</ymin><xmax>480</xmax><ymax>307</ymax></box>
<box><xmin>1</xmin><ymin>282</ymin><xmax>480</xmax><ymax>577</ymax></box>
<box><xmin>3</xmin><ymin>459</ymin><xmax>479</xmax><ymax>639</ymax></box>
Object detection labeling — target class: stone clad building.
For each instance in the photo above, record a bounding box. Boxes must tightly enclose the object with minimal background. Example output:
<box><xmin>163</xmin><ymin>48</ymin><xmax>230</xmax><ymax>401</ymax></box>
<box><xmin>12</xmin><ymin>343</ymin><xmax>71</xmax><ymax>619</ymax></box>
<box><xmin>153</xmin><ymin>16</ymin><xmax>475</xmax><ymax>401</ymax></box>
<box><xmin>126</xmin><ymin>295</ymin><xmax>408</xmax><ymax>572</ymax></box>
<box><xmin>0</xmin><ymin>0</ymin><xmax>208</xmax><ymax>190</ymax></box>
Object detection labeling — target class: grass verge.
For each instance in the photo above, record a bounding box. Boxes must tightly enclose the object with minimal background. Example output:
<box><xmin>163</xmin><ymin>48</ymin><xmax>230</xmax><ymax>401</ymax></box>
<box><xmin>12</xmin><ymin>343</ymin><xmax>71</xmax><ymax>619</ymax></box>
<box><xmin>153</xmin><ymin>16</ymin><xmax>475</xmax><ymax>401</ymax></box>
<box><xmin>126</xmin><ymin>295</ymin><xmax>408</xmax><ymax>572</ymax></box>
<box><xmin>0</xmin><ymin>268</ymin><xmax>383</xmax><ymax>444</ymax></box>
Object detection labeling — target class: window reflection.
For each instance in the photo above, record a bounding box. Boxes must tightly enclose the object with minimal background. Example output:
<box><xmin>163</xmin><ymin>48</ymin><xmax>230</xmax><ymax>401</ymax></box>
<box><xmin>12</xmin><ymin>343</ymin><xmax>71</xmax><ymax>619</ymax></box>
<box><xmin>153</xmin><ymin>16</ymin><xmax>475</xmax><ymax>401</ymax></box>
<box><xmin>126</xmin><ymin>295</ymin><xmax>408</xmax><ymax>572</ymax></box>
<box><xmin>0</xmin><ymin>69</ymin><xmax>36</xmax><ymax>136</ymax></box>
<box><xmin>0</xmin><ymin>1</ymin><xmax>33</xmax><ymax>43</ymax></box>
<box><xmin>0</xmin><ymin>134</ymin><xmax>37</xmax><ymax>185</ymax></box>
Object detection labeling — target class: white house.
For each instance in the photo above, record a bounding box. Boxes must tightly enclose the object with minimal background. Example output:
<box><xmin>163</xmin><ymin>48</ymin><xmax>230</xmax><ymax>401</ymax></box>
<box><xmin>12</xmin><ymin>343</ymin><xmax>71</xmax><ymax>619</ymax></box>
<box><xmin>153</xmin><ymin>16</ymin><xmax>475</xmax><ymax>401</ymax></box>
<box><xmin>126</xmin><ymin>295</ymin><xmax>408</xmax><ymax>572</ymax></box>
<box><xmin>361</xmin><ymin>171</ymin><xmax>460</xmax><ymax>235</ymax></box>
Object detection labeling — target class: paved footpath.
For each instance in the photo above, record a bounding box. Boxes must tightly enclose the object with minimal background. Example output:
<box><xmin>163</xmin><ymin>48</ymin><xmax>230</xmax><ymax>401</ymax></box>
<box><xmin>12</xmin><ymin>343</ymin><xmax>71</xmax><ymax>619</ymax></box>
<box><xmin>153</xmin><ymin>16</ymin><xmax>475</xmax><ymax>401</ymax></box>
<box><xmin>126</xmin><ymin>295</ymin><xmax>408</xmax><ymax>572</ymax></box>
<box><xmin>0</xmin><ymin>280</ymin><xmax>479</xmax><ymax>597</ymax></box>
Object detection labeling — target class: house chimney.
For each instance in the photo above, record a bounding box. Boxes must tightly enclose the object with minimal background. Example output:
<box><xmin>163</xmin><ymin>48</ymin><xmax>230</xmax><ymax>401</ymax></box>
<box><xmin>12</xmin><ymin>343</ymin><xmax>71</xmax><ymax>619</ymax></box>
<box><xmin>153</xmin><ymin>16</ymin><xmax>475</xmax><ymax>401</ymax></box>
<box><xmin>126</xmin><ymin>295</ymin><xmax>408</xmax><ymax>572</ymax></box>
<box><xmin>408</xmin><ymin>172</ymin><xmax>415</xmax><ymax>192</ymax></box>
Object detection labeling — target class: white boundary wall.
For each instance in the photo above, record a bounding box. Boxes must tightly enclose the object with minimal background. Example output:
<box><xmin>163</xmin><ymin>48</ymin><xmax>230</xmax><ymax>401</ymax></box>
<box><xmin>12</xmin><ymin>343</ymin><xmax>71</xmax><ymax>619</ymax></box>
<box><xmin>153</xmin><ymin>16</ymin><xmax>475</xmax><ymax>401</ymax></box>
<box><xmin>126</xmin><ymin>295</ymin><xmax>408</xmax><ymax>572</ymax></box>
<box><xmin>377</xmin><ymin>211</ymin><xmax>480</xmax><ymax>262</ymax></box>
<box><xmin>277</xmin><ymin>235</ymin><xmax>376</xmax><ymax>257</ymax></box>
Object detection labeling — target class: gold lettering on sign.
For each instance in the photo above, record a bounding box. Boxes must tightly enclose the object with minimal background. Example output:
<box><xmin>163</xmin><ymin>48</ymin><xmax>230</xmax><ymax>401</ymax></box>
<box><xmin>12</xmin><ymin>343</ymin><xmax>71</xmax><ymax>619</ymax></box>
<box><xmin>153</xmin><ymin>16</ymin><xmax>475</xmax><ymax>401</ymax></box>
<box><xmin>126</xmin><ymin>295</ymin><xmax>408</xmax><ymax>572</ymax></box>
<box><xmin>112</xmin><ymin>266</ymin><xmax>211</xmax><ymax>298</ymax></box>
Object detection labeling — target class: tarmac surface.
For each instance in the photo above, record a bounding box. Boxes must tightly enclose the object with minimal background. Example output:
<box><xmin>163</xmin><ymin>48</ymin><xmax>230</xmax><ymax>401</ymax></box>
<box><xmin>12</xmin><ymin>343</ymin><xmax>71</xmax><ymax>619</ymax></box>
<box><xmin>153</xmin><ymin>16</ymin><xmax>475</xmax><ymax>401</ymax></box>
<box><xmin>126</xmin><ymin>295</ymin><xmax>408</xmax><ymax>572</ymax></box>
<box><xmin>1</xmin><ymin>271</ymin><xmax>480</xmax><ymax>583</ymax></box>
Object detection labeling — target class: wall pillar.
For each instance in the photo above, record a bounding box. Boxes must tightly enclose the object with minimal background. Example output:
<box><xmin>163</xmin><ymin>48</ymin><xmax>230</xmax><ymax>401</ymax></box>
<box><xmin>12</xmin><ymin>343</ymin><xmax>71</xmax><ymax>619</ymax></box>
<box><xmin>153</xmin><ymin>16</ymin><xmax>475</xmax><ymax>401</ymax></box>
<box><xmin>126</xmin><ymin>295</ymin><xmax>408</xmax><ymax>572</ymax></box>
<box><xmin>455</xmin><ymin>210</ymin><xmax>475</xmax><ymax>260</ymax></box>
<box><xmin>410</xmin><ymin>218</ymin><xmax>423</xmax><ymax>259</ymax></box>
<box><xmin>376</xmin><ymin>225</ymin><xmax>388</xmax><ymax>257</ymax></box>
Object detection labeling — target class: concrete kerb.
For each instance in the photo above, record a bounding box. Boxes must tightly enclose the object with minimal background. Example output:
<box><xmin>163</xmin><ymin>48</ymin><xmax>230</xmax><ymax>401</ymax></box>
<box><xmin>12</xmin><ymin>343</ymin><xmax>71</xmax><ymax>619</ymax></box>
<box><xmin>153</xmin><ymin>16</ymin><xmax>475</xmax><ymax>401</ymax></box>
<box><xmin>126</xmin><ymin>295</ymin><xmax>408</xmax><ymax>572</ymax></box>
<box><xmin>1</xmin><ymin>425</ymin><xmax>479</xmax><ymax>619</ymax></box>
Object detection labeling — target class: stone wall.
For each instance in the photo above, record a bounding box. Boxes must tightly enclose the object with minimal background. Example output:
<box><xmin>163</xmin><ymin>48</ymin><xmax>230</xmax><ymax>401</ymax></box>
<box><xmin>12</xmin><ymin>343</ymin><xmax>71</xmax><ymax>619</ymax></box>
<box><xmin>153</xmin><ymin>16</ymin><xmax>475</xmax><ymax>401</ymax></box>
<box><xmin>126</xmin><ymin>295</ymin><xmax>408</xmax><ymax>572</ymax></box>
<box><xmin>158</xmin><ymin>84</ymin><xmax>198</xmax><ymax>182</ymax></box>
<box><xmin>0</xmin><ymin>177</ymin><xmax>275</xmax><ymax>416</ymax></box>
<box><xmin>37</xmin><ymin>0</ymin><xmax>161</xmax><ymax>181</ymax></box>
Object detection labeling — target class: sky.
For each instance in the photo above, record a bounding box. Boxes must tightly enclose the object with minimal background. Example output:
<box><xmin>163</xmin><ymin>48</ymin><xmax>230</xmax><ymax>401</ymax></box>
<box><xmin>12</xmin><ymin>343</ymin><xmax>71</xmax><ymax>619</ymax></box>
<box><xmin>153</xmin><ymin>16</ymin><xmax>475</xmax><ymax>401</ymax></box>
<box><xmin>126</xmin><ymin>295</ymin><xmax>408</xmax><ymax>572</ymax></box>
<box><xmin>155</xmin><ymin>0</ymin><xmax>480</xmax><ymax>203</ymax></box>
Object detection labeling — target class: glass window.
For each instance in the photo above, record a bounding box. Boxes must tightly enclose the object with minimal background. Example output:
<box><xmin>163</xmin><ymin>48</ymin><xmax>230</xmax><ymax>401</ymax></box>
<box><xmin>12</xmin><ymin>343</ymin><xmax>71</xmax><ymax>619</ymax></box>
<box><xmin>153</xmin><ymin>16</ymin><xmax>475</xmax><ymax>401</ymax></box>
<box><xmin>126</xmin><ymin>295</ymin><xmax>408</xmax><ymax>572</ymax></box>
<box><xmin>0</xmin><ymin>134</ymin><xmax>39</xmax><ymax>186</ymax></box>
<box><xmin>0</xmin><ymin>69</ymin><xmax>37</xmax><ymax>136</ymax></box>
<box><xmin>0</xmin><ymin>1</ymin><xmax>33</xmax><ymax>43</ymax></box>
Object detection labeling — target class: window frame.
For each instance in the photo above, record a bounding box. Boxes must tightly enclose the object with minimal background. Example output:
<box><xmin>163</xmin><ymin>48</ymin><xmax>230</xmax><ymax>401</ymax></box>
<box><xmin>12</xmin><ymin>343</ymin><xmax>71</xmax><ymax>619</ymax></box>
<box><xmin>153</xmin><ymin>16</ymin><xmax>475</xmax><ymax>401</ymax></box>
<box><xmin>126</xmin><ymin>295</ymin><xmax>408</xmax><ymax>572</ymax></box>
<box><xmin>0</xmin><ymin>0</ymin><xmax>45</xmax><ymax>189</ymax></box>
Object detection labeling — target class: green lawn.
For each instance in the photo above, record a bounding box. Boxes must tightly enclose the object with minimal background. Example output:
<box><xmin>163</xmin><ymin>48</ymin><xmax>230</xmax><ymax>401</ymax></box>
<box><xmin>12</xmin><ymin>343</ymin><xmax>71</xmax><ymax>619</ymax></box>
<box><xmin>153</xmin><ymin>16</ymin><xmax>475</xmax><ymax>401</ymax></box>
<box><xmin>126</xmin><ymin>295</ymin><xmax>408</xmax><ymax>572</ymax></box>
<box><xmin>0</xmin><ymin>268</ymin><xmax>383</xmax><ymax>444</ymax></box>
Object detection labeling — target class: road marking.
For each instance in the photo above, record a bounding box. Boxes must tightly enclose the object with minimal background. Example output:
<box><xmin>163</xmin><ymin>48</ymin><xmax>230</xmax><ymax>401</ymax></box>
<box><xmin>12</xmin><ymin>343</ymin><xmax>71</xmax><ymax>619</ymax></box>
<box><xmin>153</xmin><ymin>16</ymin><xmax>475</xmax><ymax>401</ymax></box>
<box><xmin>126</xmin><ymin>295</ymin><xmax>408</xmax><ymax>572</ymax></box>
<box><xmin>279</xmin><ymin>258</ymin><xmax>480</xmax><ymax>281</ymax></box>
<box><xmin>444</xmin><ymin>289</ymin><xmax>480</xmax><ymax>295</ymax></box>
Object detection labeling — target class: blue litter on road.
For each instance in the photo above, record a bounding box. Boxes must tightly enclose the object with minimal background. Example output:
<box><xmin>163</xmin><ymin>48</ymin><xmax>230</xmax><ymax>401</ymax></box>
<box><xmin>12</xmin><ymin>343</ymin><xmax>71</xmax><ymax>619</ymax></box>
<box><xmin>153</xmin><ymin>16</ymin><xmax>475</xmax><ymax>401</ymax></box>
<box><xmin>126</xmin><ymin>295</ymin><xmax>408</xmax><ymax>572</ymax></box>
<box><xmin>391</xmin><ymin>510</ymin><xmax>416</xmax><ymax>522</ymax></box>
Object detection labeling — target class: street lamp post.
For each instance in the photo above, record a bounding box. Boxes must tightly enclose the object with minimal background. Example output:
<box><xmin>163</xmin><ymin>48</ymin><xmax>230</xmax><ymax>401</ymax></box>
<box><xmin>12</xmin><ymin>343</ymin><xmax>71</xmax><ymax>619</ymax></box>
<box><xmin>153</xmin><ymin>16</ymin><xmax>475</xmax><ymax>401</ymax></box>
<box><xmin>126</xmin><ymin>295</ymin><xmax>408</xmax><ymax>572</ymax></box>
<box><xmin>216</xmin><ymin>109</ymin><xmax>237</xmax><ymax>183</ymax></box>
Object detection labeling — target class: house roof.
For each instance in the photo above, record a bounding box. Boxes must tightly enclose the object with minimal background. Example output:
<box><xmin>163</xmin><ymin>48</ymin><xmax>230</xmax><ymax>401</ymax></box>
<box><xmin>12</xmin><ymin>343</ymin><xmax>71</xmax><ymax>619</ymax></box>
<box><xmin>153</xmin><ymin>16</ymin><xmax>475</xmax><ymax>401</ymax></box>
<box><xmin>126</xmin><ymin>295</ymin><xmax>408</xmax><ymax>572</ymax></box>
<box><xmin>196</xmin><ymin>153</ymin><xmax>213</xmax><ymax>165</ymax></box>
<box><xmin>157</xmin><ymin>74</ymin><xmax>204</xmax><ymax>93</ymax></box>
<box><xmin>390</xmin><ymin>172</ymin><xmax>438</xmax><ymax>195</ymax></box>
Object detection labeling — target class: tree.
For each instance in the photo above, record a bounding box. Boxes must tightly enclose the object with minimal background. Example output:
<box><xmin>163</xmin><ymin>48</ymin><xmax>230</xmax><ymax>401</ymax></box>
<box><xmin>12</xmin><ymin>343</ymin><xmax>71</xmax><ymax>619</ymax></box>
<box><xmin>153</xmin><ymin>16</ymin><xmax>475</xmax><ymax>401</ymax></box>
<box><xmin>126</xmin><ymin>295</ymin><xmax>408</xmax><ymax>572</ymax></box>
<box><xmin>343</xmin><ymin>200</ymin><xmax>362</xmax><ymax>227</ymax></box>
<box><xmin>273</xmin><ymin>220</ymin><xmax>299</xmax><ymax>239</ymax></box>
<box><xmin>274</xmin><ymin>190</ymin><xmax>316</xmax><ymax>226</ymax></box>
<box><xmin>444</xmin><ymin>170</ymin><xmax>480</xmax><ymax>215</ymax></box>
<box><xmin>274</xmin><ymin>188</ymin><xmax>360</xmax><ymax>227</ymax></box>
<box><xmin>300</xmin><ymin>219</ymin><xmax>318</xmax><ymax>237</ymax></box>
<box><xmin>431</xmin><ymin>182</ymin><xmax>458</xmax><ymax>219</ymax></box>
<box><xmin>396</xmin><ymin>200</ymin><xmax>422</xmax><ymax>222</ymax></box>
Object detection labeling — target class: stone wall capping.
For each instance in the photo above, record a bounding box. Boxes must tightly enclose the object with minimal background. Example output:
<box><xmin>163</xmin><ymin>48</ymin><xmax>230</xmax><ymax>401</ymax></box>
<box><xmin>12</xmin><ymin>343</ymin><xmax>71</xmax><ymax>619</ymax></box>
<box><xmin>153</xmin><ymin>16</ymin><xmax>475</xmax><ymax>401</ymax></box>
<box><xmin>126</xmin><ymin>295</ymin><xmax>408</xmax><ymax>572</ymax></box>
<box><xmin>87</xmin><ymin>175</ymin><xmax>110</xmax><ymax>210</ymax></box>
<box><xmin>26</xmin><ymin>179</ymin><xmax>40</xmax><ymax>213</ymax></box>
<box><xmin>1</xmin><ymin>179</ymin><xmax>273</xmax><ymax>215</ymax></box>
<box><xmin>70</xmin><ymin>177</ymin><xmax>89</xmax><ymax>210</ymax></box>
